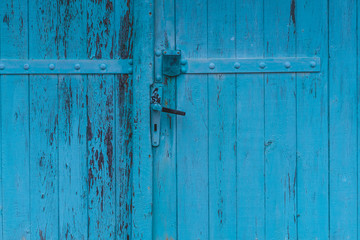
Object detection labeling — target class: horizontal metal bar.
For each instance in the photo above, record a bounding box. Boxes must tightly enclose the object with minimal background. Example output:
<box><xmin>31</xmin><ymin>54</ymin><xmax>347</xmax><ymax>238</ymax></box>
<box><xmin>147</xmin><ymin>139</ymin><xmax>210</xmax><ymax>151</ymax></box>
<box><xmin>182</xmin><ymin>57</ymin><xmax>320</xmax><ymax>74</ymax></box>
<box><xmin>0</xmin><ymin>59</ymin><xmax>133</xmax><ymax>74</ymax></box>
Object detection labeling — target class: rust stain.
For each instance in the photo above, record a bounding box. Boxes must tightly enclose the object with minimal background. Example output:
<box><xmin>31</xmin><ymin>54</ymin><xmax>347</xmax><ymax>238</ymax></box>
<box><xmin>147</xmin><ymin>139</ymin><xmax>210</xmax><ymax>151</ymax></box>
<box><xmin>105</xmin><ymin>126</ymin><xmax>113</xmax><ymax>179</ymax></box>
<box><xmin>118</xmin><ymin>0</ymin><xmax>133</xmax><ymax>59</ymax></box>
<box><xmin>3</xmin><ymin>14</ymin><xmax>10</xmax><ymax>27</ymax></box>
<box><xmin>39</xmin><ymin>230</ymin><xmax>46</xmax><ymax>240</ymax></box>
<box><xmin>290</xmin><ymin>0</ymin><xmax>296</xmax><ymax>25</ymax></box>
<box><xmin>87</xmin><ymin>115</ymin><xmax>93</xmax><ymax>141</ymax></box>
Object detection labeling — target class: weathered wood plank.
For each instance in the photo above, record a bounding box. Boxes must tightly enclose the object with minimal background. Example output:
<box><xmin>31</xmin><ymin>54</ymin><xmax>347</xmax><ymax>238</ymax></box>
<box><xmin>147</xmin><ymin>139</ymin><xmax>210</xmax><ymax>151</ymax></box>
<box><xmin>57</xmin><ymin>0</ymin><xmax>88</xmax><ymax>239</ymax></box>
<box><xmin>0</xmin><ymin>0</ymin><xmax>30</xmax><ymax>239</ymax></box>
<box><xmin>208</xmin><ymin>0</ymin><xmax>237</xmax><ymax>239</ymax></box>
<box><xmin>296</xmin><ymin>0</ymin><xmax>329</xmax><ymax>239</ymax></box>
<box><xmin>131</xmin><ymin>0</ymin><xmax>153</xmax><ymax>238</ymax></box>
<box><xmin>0</xmin><ymin>75</ymin><xmax>2</xmax><ymax>240</ymax></box>
<box><xmin>329</xmin><ymin>0</ymin><xmax>357</xmax><ymax>239</ymax></box>
<box><xmin>176</xmin><ymin>0</ymin><xmax>208</xmax><ymax>239</ymax></box>
<box><xmin>153</xmin><ymin>0</ymin><xmax>177</xmax><ymax>238</ymax></box>
<box><xmin>235</xmin><ymin>0</ymin><xmax>265</xmax><ymax>239</ymax></box>
<box><xmin>86</xmin><ymin>0</ymin><xmax>116</xmax><ymax>238</ymax></box>
<box><xmin>29</xmin><ymin>0</ymin><xmax>59</xmax><ymax>238</ymax></box>
<box><xmin>114</xmin><ymin>0</ymin><xmax>134</xmax><ymax>239</ymax></box>
<box><xmin>264</xmin><ymin>0</ymin><xmax>297</xmax><ymax>239</ymax></box>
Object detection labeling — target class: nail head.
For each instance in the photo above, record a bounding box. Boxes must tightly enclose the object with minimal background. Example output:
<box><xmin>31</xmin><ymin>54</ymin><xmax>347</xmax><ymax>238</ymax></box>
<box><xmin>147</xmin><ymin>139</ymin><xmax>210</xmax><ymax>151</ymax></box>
<box><xmin>74</xmin><ymin>64</ymin><xmax>81</xmax><ymax>70</ymax></box>
<box><xmin>259</xmin><ymin>62</ymin><xmax>266</xmax><ymax>69</ymax></box>
<box><xmin>100</xmin><ymin>64</ymin><xmax>107</xmax><ymax>70</ymax></box>
<box><xmin>49</xmin><ymin>64</ymin><xmax>55</xmax><ymax>70</ymax></box>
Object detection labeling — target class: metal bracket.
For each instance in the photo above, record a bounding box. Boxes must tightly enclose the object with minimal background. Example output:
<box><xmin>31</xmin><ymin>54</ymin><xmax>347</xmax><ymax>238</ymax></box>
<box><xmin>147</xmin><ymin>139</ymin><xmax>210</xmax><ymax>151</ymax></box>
<box><xmin>162</xmin><ymin>50</ymin><xmax>182</xmax><ymax>77</ymax></box>
<box><xmin>179</xmin><ymin>57</ymin><xmax>320</xmax><ymax>74</ymax></box>
<box><xmin>0</xmin><ymin>59</ymin><xmax>133</xmax><ymax>74</ymax></box>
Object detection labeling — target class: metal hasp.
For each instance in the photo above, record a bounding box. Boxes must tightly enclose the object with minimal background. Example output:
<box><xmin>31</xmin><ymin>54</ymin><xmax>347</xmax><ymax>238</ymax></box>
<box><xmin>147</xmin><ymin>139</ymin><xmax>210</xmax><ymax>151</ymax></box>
<box><xmin>162</xmin><ymin>50</ymin><xmax>182</xmax><ymax>77</ymax></box>
<box><xmin>150</xmin><ymin>83</ymin><xmax>185</xmax><ymax>147</ymax></box>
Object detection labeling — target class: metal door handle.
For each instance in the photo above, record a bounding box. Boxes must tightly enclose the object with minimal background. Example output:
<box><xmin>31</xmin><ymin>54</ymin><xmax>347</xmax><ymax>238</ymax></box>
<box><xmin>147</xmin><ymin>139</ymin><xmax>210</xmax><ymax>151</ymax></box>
<box><xmin>161</xmin><ymin>107</ymin><xmax>186</xmax><ymax>116</ymax></box>
<box><xmin>150</xmin><ymin>84</ymin><xmax>185</xmax><ymax>147</ymax></box>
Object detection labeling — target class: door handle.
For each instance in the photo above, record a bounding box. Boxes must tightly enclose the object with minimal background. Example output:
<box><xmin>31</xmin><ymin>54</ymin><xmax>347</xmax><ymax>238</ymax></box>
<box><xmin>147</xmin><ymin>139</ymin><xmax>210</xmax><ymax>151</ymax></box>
<box><xmin>161</xmin><ymin>107</ymin><xmax>186</xmax><ymax>116</ymax></box>
<box><xmin>151</xmin><ymin>84</ymin><xmax>185</xmax><ymax>147</ymax></box>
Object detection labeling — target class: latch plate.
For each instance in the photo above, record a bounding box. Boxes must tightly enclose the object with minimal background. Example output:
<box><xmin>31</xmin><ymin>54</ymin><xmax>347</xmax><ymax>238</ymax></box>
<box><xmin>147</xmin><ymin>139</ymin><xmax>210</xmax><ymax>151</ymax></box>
<box><xmin>162</xmin><ymin>50</ymin><xmax>181</xmax><ymax>77</ymax></box>
<box><xmin>150</xmin><ymin>83</ymin><xmax>162</xmax><ymax>146</ymax></box>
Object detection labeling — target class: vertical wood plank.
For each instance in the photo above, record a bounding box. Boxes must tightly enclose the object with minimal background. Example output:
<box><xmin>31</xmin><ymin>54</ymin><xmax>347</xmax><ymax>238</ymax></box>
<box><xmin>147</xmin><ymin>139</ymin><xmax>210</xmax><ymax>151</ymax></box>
<box><xmin>153</xmin><ymin>0</ymin><xmax>177</xmax><ymax>239</ymax></box>
<box><xmin>57</xmin><ymin>0</ymin><xmax>88</xmax><ymax>239</ymax></box>
<box><xmin>176</xmin><ymin>0</ymin><xmax>208</xmax><ymax>239</ymax></box>
<box><xmin>115</xmin><ymin>74</ymin><xmax>133</xmax><ymax>240</ymax></box>
<box><xmin>29</xmin><ymin>0</ymin><xmax>59</xmax><ymax>238</ymax></box>
<box><xmin>86</xmin><ymin>0</ymin><xmax>116</xmax><ymax>238</ymax></box>
<box><xmin>114</xmin><ymin>0</ymin><xmax>134</xmax><ymax>238</ymax></box>
<box><xmin>0</xmin><ymin>68</ymin><xmax>2</xmax><ymax>240</ymax></box>
<box><xmin>264</xmin><ymin>0</ymin><xmax>297</xmax><ymax>239</ymax></box>
<box><xmin>235</xmin><ymin>0</ymin><xmax>265</xmax><ymax>239</ymax></box>
<box><xmin>207</xmin><ymin>0</ymin><xmax>236</xmax><ymax>239</ymax></box>
<box><xmin>0</xmin><ymin>0</ymin><xmax>30</xmax><ymax>239</ymax></box>
<box><xmin>296</xmin><ymin>0</ymin><xmax>329</xmax><ymax>239</ymax></box>
<box><xmin>0</xmin><ymin>5</ymin><xmax>3</xmax><ymax>238</ymax></box>
<box><xmin>132</xmin><ymin>0</ymin><xmax>154</xmax><ymax>238</ymax></box>
<box><xmin>329</xmin><ymin>0</ymin><xmax>357</xmax><ymax>239</ymax></box>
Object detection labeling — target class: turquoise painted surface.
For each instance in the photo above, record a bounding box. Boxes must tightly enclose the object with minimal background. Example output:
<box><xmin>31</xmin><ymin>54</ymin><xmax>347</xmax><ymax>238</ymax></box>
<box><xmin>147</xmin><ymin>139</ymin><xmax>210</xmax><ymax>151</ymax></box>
<box><xmin>0</xmin><ymin>0</ymin><xmax>149</xmax><ymax>239</ymax></box>
<box><xmin>0</xmin><ymin>0</ymin><xmax>359</xmax><ymax>239</ymax></box>
<box><xmin>153</xmin><ymin>0</ymin><xmax>357</xmax><ymax>239</ymax></box>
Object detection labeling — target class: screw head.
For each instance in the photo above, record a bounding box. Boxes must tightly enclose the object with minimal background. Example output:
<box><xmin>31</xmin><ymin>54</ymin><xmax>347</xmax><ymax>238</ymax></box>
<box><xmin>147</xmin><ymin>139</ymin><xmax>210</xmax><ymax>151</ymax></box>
<box><xmin>180</xmin><ymin>59</ymin><xmax>187</xmax><ymax>65</ymax></box>
<box><xmin>234</xmin><ymin>62</ymin><xmax>241</xmax><ymax>69</ymax></box>
<box><xmin>259</xmin><ymin>62</ymin><xmax>266</xmax><ymax>69</ymax></box>
<box><xmin>284</xmin><ymin>61</ymin><xmax>291</xmax><ymax>69</ymax></box>
<box><xmin>128</xmin><ymin>59</ymin><xmax>133</xmax><ymax>65</ymax></box>
<box><xmin>209</xmin><ymin>63</ymin><xmax>215</xmax><ymax>69</ymax></box>
<box><xmin>74</xmin><ymin>64</ymin><xmax>81</xmax><ymax>70</ymax></box>
<box><xmin>100</xmin><ymin>63</ymin><xmax>107</xmax><ymax>70</ymax></box>
<box><xmin>181</xmin><ymin>66</ymin><xmax>187</xmax><ymax>73</ymax></box>
<box><xmin>49</xmin><ymin>64</ymin><xmax>55</xmax><ymax>70</ymax></box>
<box><xmin>155</xmin><ymin>50</ymin><xmax>162</xmax><ymax>57</ymax></box>
<box><xmin>156</xmin><ymin>74</ymin><xmax>162</xmax><ymax>81</ymax></box>
<box><xmin>0</xmin><ymin>64</ymin><xmax>5</xmax><ymax>70</ymax></box>
<box><xmin>128</xmin><ymin>67</ymin><xmax>133</xmax><ymax>73</ymax></box>
<box><xmin>310</xmin><ymin>61</ymin><xmax>316</xmax><ymax>68</ymax></box>
<box><xmin>24</xmin><ymin>64</ymin><xmax>30</xmax><ymax>70</ymax></box>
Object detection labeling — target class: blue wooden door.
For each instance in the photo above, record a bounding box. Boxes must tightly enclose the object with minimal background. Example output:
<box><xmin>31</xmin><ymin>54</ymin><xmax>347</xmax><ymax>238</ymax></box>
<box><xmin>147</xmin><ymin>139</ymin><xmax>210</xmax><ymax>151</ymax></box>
<box><xmin>153</xmin><ymin>0</ymin><xmax>357</xmax><ymax>239</ymax></box>
<box><xmin>0</xmin><ymin>0</ymin><xmax>359</xmax><ymax>239</ymax></box>
<box><xmin>0</xmin><ymin>0</ymin><xmax>153</xmax><ymax>239</ymax></box>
